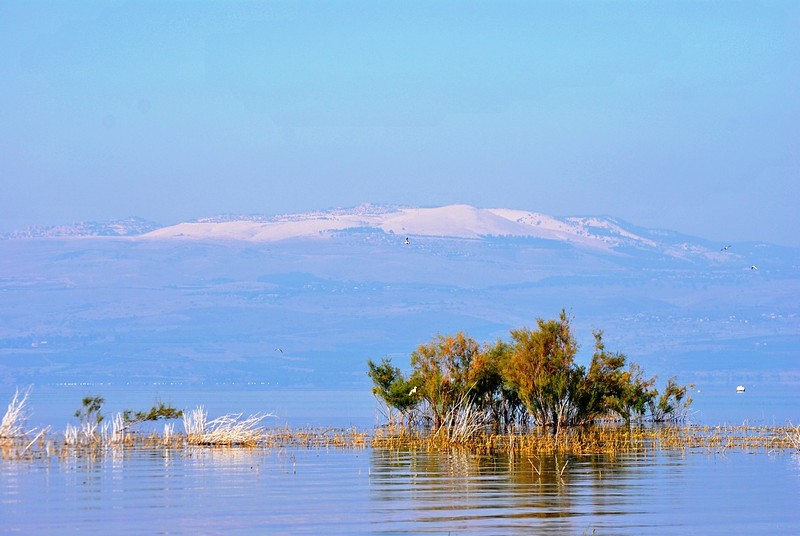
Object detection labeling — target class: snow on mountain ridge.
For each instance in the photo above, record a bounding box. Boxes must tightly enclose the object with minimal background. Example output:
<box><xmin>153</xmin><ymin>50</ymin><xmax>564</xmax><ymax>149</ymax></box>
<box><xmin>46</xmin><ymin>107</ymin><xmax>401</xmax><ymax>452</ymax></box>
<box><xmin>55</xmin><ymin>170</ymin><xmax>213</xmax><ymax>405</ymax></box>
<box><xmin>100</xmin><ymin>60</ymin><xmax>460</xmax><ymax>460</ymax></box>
<box><xmin>3</xmin><ymin>205</ymin><xmax>711</xmax><ymax>256</ymax></box>
<box><xmin>565</xmin><ymin>216</ymin><xmax>659</xmax><ymax>248</ymax></box>
<box><xmin>139</xmin><ymin>204</ymin><xmax>664</xmax><ymax>252</ymax></box>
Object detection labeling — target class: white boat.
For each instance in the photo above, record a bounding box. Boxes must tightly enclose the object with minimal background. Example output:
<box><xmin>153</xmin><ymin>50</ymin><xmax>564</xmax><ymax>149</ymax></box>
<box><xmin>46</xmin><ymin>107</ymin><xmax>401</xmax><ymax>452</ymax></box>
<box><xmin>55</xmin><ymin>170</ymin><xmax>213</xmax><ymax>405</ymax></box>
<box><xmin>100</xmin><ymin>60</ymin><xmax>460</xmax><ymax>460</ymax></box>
<box><xmin>736</xmin><ymin>385</ymin><xmax>746</xmax><ymax>393</ymax></box>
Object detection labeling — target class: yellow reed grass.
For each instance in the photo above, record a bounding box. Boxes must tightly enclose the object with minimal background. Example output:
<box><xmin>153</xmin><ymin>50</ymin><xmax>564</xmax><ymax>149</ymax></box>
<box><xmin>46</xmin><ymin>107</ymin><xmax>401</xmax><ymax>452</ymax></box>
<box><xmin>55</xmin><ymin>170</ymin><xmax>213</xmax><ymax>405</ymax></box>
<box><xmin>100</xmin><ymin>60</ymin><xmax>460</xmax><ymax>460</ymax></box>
<box><xmin>370</xmin><ymin>424</ymin><xmax>800</xmax><ymax>456</ymax></box>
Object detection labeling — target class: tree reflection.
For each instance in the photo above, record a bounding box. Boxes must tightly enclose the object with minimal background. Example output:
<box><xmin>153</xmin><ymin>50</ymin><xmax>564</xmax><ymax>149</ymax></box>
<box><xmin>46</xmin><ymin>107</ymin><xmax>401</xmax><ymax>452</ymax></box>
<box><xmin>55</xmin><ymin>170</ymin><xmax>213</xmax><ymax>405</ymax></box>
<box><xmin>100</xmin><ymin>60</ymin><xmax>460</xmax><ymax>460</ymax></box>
<box><xmin>369</xmin><ymin>447</ymin><xmax>678</xmax><ymax>534</ymax></box>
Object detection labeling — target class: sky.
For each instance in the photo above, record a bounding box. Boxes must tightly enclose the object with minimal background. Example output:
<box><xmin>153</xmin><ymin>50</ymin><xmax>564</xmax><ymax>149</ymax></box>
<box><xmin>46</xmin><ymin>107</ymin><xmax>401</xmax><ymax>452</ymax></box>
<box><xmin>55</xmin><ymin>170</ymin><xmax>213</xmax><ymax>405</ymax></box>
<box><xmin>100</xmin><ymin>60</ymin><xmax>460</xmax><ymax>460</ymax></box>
<box><xmin>1</xmin><ymin>1</ymin><xmax>798</xmax><ymax>246</ymax></box>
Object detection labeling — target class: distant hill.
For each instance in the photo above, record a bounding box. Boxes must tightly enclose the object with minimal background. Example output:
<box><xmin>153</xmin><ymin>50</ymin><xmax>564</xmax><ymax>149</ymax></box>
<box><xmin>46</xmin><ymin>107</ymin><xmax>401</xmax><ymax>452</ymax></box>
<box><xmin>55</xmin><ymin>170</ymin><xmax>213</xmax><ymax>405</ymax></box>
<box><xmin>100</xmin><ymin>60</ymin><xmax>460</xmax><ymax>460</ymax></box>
<box><xmin>3</xmin><ymin>217</ymin><xmax>162</xmax><ymax>239</ymax></box>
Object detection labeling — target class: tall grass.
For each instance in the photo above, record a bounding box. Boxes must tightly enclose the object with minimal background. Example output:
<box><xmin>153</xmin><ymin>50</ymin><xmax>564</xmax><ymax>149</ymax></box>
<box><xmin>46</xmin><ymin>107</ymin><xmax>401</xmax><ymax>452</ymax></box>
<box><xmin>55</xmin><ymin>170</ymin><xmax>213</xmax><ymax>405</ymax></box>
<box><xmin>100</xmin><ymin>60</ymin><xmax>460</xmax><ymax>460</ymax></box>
<box><xmin>183</xmin><ymin>405</ymin><xmax>274</xmax><ymax>446</ymax></box>
<box><xmin>371</xmin><ymin>423</ymin><xmax>800</xmax><ymax>455</ymax></box>
<box><xmin>431</xmin><ymin>392</ymin><xmax>487</xmax><ymax>445</ymax></box>
<box><xmin>1</xmin><ymin>387</ymin><xmax>32</xmax><ymax>438</ymax></box>
<box><xmin>786</xmin><ymin>423</ymin><xmax>800</xmax><ymax>451</ymax></box>
<box><xmin>63</xmin><ymin>421</ymin><xmax>101</xmax><ymax>446</ymax></box>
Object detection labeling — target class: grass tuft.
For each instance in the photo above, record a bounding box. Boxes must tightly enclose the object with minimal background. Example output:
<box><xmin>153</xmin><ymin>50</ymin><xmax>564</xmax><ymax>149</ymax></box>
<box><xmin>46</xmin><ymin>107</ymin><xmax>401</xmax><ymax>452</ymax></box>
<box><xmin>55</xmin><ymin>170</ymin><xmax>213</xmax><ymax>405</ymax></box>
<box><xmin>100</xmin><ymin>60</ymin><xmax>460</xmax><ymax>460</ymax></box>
<box><xmin>0</xmin><ymin>387</ymin><xmax>33</xmax><ymax>438</ymax></box>
<box><xmin>183</xmin><ymin>405</ymin><xmax>274</xmax><ymax>446</ymax></box>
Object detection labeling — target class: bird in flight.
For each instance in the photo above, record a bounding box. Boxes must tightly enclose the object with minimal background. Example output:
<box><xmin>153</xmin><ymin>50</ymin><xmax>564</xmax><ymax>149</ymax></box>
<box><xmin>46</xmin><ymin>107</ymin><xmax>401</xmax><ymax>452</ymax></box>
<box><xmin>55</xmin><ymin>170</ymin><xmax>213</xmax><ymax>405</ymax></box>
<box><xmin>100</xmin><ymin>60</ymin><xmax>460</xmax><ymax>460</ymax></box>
<box><xmin>721</xmin><ymin>245</ymin><xmax>731</xmax><ymax>251</ymax></box>
<box><xmin>750</xmin><ymin>265</ymin><xmax>758</xmax><ymax>270</ymax></box>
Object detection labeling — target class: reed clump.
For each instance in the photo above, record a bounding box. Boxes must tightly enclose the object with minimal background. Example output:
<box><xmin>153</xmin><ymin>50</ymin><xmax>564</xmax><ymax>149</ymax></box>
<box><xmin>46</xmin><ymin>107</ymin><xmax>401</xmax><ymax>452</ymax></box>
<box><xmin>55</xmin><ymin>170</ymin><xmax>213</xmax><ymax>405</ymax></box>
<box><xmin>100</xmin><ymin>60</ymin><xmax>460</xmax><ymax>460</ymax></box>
<box><xmin>1</xmin><ymin>387</ymin><xmax>33</xmax><ymax>439</ymax></box>
<box><xmin>786</xmin><ymin>423</ymin><xmax>800</xmax><ymax>451</ymax></box>
<box><xmin>183</xmin><ymin>405</ymin><xmax>273</xmax><ymax>446</ymax></box>
<box><xmin>262</xmin><ymin>427</ymin><xmax>370</xmax><ymax>449</ymax></box>
<box><xmin>370</xmin><ymin>424</ymin><xmax>800</xmax><ymax>456</ymax></box>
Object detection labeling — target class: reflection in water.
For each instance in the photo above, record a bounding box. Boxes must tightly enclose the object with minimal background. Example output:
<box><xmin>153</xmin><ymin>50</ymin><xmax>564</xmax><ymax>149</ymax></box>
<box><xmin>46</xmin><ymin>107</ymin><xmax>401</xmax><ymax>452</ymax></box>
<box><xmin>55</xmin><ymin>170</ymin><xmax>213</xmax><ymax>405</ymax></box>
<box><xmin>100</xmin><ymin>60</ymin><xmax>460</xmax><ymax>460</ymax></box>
<box><xmin>1</xmin><ymin>445</ymin><xmax>799</xmax><ymax>534</ymax></box>
<box><xmin>369</xmin><ymin>449</ymin><xmax>675</xmax><ymax>534</ymax></box>
<box><xmin>367</xmin><ymin>448</ymin><xmax>798</xmax><ymax>535</ymax></box>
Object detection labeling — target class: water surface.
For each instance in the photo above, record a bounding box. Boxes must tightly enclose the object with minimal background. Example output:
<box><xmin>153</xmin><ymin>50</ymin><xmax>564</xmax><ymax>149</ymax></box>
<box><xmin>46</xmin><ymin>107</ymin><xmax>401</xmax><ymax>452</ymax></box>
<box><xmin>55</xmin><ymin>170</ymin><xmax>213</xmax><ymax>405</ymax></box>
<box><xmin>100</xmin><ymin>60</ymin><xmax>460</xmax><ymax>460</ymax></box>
<box><xmin>2</xmin><ymin>445</ymin><xmax>798</xmax><ymax>534</ymax></box>
<box><xmin>3</xmin><ymin>383</ymin><xmax>799</xmax><ymax>534</ymax></box>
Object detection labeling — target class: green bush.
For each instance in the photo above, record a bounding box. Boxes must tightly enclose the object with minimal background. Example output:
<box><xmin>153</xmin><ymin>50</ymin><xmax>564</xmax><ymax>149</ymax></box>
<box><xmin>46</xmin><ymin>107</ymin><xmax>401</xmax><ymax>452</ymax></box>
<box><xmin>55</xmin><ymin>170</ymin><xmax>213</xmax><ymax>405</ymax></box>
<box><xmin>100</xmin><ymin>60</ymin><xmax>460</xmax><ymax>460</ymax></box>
<box><xmin>367</xmin><ymin>310</ymin><xmax>692</xmax><ymax>435</ymax></box>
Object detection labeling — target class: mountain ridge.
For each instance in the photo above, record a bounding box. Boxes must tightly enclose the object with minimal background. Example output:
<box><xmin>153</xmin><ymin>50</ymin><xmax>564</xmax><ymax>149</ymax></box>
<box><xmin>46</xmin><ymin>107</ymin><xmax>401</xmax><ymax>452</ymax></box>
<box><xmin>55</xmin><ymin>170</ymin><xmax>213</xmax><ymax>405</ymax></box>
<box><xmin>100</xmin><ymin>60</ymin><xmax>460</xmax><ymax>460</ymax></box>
<box><xmin>0</xmin><ymin>204</ymin><xmax>727</xmax><ymax>253</ymax></box>
<box><xmin>3</xmin><ymin>204</ymin><xmax>785</xmax><ymax>266</ymax></box>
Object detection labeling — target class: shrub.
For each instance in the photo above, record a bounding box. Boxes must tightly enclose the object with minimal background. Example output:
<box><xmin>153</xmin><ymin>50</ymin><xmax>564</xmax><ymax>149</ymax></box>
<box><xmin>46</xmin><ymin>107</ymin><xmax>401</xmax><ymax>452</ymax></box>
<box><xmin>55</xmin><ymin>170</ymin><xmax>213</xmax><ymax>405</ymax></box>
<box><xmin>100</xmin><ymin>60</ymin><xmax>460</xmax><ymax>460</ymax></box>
<box><xmin>503</xmin><ymin>310</ymin><xmax>583</xmax><ymax>435</ymax></box>
<box><xmin>409</xmin><ymin>332</ymin><xmax>480</xmax><ymax>430</ymax></box>
<box><xmin>368</xmin><ymin>310</ymin><xmax>693</xmax><ymax>438</ymax></box>
<box><xmin>367</xmin><ymin>357</ymin><xmax>419</xmax><ymax>425</ymax></box>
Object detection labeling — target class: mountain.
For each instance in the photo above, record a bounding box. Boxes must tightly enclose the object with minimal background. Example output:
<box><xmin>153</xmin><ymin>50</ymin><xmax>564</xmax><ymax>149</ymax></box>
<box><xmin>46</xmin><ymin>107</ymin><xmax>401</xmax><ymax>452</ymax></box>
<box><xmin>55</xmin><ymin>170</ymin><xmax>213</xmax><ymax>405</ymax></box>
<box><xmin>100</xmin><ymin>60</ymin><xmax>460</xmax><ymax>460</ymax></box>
<box><xmin>4</xmin><ymin>204</ymin><xmax>732</xmax><ymax>262</ymax></box>
<box><xmin>141</xmin><ymin>204</ymin><xmax>669</xmax><ymax>250</ymax></box>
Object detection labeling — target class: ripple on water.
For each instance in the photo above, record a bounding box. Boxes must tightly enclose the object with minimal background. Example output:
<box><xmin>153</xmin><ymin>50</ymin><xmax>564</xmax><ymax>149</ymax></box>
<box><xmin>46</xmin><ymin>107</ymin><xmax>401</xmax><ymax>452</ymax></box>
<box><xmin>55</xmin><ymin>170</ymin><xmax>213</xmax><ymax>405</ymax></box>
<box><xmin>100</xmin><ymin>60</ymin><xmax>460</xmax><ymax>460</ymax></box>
<box><xmin>1</xmin><ymin>446</ymin><xmax>799</xmax><ymax>534</ymax></box>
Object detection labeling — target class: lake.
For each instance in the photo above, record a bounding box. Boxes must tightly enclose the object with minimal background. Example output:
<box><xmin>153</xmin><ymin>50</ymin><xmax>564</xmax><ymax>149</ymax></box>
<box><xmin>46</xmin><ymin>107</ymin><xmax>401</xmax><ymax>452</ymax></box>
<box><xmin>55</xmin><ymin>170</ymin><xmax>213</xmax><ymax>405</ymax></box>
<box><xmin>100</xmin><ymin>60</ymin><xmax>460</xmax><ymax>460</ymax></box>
<box><xmin>1</xmin><ymin>442</ymin><xmax>798</xmax><ymax>534</ymax></box>
<box><xmin>1</xmin><ymin>382</ymin><xmax>799</xmax><ymax>534</ymax></box>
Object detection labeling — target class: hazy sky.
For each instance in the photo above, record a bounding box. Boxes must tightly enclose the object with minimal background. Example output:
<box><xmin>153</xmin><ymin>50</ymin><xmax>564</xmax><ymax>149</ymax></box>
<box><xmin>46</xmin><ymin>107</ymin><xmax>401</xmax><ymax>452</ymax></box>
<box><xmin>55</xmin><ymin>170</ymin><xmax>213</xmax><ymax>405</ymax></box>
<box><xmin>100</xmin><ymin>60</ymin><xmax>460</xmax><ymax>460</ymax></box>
<box><xmin>2</xmin><ymin>1</ymin><xmax>798</xmax><ymax>245</ymax></box>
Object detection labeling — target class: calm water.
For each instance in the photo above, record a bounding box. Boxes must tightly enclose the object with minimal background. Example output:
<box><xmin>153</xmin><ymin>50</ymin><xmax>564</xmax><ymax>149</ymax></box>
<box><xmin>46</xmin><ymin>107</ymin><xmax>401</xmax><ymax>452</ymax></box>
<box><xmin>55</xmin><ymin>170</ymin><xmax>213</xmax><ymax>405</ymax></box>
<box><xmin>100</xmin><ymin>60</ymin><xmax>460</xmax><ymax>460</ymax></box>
<box><xmin>1</xmin><ymin>445</ymin><xmax>799</xmax><ymax>534</ymax></box>
<box><xmin>2</xmin><ymin>383</ymin><xmax>800</xmax><ymax>534</ymax></box>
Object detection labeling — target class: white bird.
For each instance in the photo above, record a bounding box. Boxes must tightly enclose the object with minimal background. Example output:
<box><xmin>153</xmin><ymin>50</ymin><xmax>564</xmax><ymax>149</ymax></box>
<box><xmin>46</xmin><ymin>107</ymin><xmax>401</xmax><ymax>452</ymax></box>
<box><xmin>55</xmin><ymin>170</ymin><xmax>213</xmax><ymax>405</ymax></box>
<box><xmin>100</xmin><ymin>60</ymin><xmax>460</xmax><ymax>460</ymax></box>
<box><xmin>751</xmin><ymin>265</ymin><xmax>758</xmax><ymax>270</ymax></box>
<box><xmin>409</xmin><ymin>386</ymin><xmax>418</xmax><ymax>396</ymax></box>
<box><xmin>721</xmin><ymin>245</ymin><xmax>731</xmax><ymax>251</ymax></box>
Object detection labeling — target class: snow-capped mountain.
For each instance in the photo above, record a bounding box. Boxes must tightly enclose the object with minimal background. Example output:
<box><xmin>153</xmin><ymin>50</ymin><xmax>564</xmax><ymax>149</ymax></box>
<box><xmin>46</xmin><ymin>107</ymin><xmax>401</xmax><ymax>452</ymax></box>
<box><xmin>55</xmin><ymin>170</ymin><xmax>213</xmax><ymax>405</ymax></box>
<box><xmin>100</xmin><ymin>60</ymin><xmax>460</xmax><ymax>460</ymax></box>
<box><xmin>133</xmin><ymin>204</ymin><xmax>724</xmax><ymax>259</ymax></box>
<box><xmin>140</xmin><ymin>204</ymin><xmax>657</xmax><ymax>248</ymax></box>
<box><xmin>3</xmin><ymin>204</ymin><xmax>777</xmax><ymax>265</ymax></box>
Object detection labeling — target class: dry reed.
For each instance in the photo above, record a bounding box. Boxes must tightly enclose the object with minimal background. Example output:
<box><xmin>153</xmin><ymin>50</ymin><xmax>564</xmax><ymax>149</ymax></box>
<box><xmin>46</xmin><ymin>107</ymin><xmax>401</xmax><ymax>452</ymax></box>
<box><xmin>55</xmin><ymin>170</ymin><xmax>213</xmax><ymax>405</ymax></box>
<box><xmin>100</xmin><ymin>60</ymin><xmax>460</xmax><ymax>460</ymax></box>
<box><xmin>370</xmin><ymin>424</ymin><xmax>800</xmax><ymax>456</ymax></box>
<box><xmin>3</xmin><ymin>389</ymin><xmax>798</xmax><ymax>462</ymax></box>
<box><xmin>2</xmin><ymin>423</ymin><xmax>798</xmax><ymax>463</ymax></box>
<box><xmin>183</xmin><ymin>405</ymin><xmax>274</xmax><ymax>446</ymax></box>
<box><xmin>0</xmin><ymin>387</ymin><xmax>32</xmax><ymax>438</ymax></box>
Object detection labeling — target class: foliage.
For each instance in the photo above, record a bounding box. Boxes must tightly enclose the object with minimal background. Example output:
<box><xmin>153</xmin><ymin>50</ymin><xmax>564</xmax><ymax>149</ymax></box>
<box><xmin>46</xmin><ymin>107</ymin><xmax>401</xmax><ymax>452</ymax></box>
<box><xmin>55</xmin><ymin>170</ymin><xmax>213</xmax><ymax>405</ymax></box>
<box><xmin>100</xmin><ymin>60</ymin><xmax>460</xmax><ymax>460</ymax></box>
<box><xmin>75</xmin><ymin>395</ymin><xmax>105</xmax><ymax>426</ymax></box>
<box><xmin>587</xmin><ymin>331</ymin><xmax>657</xmax><ymax>423</ymax></box>
<box><xmin>367</xmin><ymin>310</ymin><xmax>693</xmax><ymax>437</ymax></box>
<box><xmin>409</xmin><ymin>332</ymin><xmax>480</xmax><ymax>429</ymax></box>
<box><xmin>122</xmin><ymin>401</ymin><xmax>184</xmax><ymax>431</ymax></box>
<box><xmin>503</xmin><ymin>310</ymin><xmax>582</xmax><ymax>435</ymax></box>
<box><xmin>468</xmin><ymin>340</ymin><xmax>524</xmax><ymax>433</ymax></box>
<box><xmin>367</xmin><ymin>357</ymin><xmax>419</xmax><ymax>424</ymax></box>
<box><xmin>649</xmin><ymin>377</ymin><xmax>692</xmax><ymax>422</ymax></box>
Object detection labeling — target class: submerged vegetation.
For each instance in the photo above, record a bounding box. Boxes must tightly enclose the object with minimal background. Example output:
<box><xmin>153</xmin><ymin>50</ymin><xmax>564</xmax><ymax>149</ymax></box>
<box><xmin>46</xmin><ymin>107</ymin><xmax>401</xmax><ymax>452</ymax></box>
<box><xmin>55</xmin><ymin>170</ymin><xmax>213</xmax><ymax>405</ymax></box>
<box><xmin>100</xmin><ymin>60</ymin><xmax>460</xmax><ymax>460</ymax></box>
<box><xmin>0</xmin><ymin>387</ymin><xmax>798</xmax><ymax>463</ymax></box>
<box><xmin>0</xmin><ymin>387</ymin><xmax>34</xmax><ymax>439</ymax></box>
<box><xmin>368</xmin><ymin>310</ymin><xmax>691</xmax><ymax>437</ymax></box>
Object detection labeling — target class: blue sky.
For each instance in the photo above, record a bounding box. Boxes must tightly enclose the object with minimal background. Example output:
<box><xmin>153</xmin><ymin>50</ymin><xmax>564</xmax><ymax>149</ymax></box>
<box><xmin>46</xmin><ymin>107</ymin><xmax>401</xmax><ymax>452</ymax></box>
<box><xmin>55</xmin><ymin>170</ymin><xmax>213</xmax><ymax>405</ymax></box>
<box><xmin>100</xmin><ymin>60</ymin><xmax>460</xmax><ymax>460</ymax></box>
<box><xmin>1</xmin><ymin>1</ymin><xmax>798</xmax><ymax>246</ymax></box>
